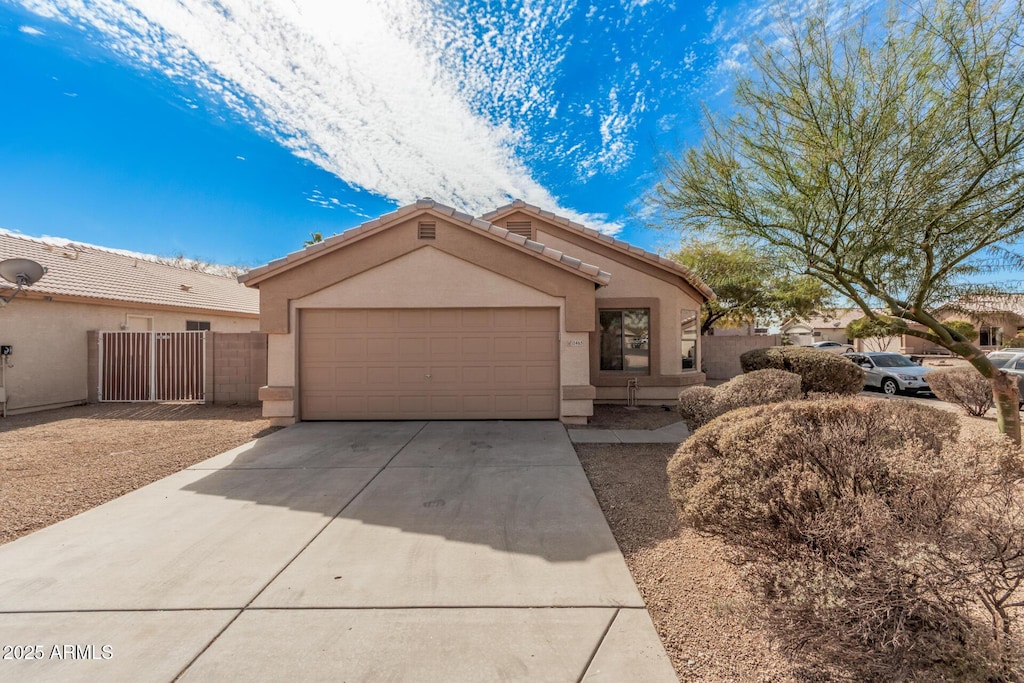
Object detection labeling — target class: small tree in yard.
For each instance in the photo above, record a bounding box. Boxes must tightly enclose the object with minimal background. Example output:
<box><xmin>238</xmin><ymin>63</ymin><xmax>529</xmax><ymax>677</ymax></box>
<box><xmin>845</xmin><ymin>316</ymin><xmax>900</xmax><ymax>351</ymax></box>
<box><xmin>669</xmin><ymin>240</ymin><xmax>832</xmax><ymax>334</ymax></box>
<box><xmin>653</xmin><ymin>0</ymin><xmax>1024</xmax><ymax>443</ymax></box>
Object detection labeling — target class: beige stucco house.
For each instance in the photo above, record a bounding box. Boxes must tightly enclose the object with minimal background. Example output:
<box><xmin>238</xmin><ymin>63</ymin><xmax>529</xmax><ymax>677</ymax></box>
<box><xmin>0</xmin><ymin>232</ymin><xmax>259</xmax><ymax>414</ymax></box>
<box><xmin>240</xmin><ymin>199</ymin><xmax>713</xmax><ymax>425</ymax></box>
<box><xmin>784</xmin><ymin>299</ymin><xmax>1024</xmax><ymax>354</ymax></box>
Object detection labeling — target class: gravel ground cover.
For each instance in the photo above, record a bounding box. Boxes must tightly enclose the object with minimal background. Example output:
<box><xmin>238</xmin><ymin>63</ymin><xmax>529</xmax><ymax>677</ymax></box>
<box><xmin>0</xmin><ymin>403</ymin><xmax>277</xmax><ymax>545</ymax></box>
<box><xmin>575</xmin><ymin>397</ymin><xmax>1016</xmax><ymax>682</ymax></box>
<box><xmin>577</xmin><ymin>442</ymin><xmax>798</xmax><ymax>682</ymax></box>
<box><xmin>576</xmin><ymin>404</ymin><xmax>682</xmax><ymax>430</ymax></box>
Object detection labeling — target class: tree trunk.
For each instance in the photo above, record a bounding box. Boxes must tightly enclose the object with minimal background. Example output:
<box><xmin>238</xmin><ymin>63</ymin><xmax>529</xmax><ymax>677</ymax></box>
<box><xmin>991</xmin><ymin>372</ymin><xmax>1022</xmax><ymax>446</ymax></box>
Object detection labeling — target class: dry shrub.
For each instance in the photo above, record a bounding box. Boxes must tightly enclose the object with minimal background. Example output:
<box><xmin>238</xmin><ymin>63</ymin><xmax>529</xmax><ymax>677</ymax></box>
<box><xmin>677</xmin><ymin>369</ymin><xmax>801</xmax><ymax>430</ymax></box>
<box><xmin>926</xmin><ymin>365</ymin><xmax>994</xmax><ymax>416</ymax></box>
<box><xmin>739</xmin><ymin>346</ymin><xmax>864</xmax><ymax>395</ymax></box>
<box><xmin>667</xmin><ymin>398</ymin><xmax>1024</xmax><ymax>682</ymax></box>
<box><xmin>676</xmin><ymin>385</ymin><xmax>719</xmax><ymax>431</ymax></box>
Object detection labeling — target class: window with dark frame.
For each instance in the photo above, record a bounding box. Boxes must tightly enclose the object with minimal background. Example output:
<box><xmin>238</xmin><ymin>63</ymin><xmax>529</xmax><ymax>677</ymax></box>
<box><xmin>599</xmin><ymin>309</ymin><xmax>650</xmax><ymax>372</ymax></box>
<box><xmin>186</xmin><ymin>320</ymin><xmax>211</xmax><ymax>331</ymax></box>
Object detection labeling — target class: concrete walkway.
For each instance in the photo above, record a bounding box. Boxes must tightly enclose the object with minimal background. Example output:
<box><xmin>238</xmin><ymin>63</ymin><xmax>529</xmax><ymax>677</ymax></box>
<box><xmin>568</xmin><ymin>420</ymin><xmax>690</xmax><ymax>444</ymax></box>
<box><xmin>0</xmin><ymin>421</ymin><xmax>675</xmax><ymax>682</ymax></box>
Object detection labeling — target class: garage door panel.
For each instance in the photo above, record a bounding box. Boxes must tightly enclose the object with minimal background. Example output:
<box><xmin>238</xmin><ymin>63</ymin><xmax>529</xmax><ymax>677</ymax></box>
<box><xmin>365</xmin><ymin>366</ymin><xmax>396</xmax><ymax>385</ymax></box>
<box><xmin>300</xmin><ymin>308</ymin><xmax>558</xmax><ymax>420</ymax></box>
<box><xmin>525</xmin><ymin>308</ymin><xmax>558</xmax><ymax>329</ymax></box>
<box><xmin>493</xmin><ymin>337</ymin><xmax>524</xmax><ymax>355</ymax></box>
<box><xmin>430</xmin><ymin>337</ymin><xmax>460</xmax><ymax>356</ymax></box>
<box><xmin>526</xmin><ymin>336</ymin><xmax>557</xmax><ymax>355</ymax></box>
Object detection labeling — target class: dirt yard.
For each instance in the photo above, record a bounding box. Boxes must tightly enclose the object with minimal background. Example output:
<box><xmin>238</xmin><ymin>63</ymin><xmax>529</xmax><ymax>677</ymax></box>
<box><xmin>577</xmin><ymin>442</ymin><xmax>798</xmax><ymax>682</ymax></box>
<box><xmin>576</xmin><ymin>397</ymin><xmax>1016</xmax><ymax>682</ymax></box>
<box><xmin>0</xmin><ymin>403</ymin><xmax>277</xmax><ymax>545</ymax></box>
<box><xmin>576</xmin><ymin>404</ymin><xmax>683</xmax><ymax>430</ymax></box>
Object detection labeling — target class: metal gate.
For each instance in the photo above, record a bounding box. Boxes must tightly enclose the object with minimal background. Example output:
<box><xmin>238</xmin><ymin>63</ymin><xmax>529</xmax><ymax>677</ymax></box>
<box><xmin>98</xmin><ymin>331</ymin><xmax>206</xmax><ymax>402</ymax></box>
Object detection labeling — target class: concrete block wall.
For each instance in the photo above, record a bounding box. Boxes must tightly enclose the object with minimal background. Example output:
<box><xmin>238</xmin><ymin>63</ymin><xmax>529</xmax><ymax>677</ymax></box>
<box><xmin>210</xmin><ymin>332</ymin><xmax>268</xmax><ymax>405</ymax></box>
<box><xmin>701</xmin><ymin>334</ymin><xmax>781</xmax><ymax>381</ymax></box>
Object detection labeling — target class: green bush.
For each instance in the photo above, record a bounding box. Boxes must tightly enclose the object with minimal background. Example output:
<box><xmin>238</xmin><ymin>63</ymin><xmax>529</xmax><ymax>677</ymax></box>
<box><xmin>1005</xmin><ymin>335</ymin><xmax>1024</xmax><ymax>349</ymax></box>
<box><xmin>944</xmin><ymin>319</ymin><xmax>980</xmax><ymax>342</ymax></box>
<box><xmin>739</xmin><ymin>346</ymin><xmax>864</xmax><ymax>395</ymax></box>
<box><xmin>678</xmin><ymin>369</ymin><xmax>802</xmax><ymax>431</ymax></box>
<box><xmin>926</xmin><ymin>366</ymin><xmax>994</xmax><ymax>416</ymax></box>
<box><xmin>668</xmin><ymin>398</ymin><xmax>1024</xmax><ymax>681</ymax></box>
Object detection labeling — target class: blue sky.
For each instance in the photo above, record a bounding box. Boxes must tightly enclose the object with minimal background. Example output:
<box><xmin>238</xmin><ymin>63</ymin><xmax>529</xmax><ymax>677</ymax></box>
<box><xmin>0</xmin><ymin>0</ymin><xmax>873</xmax><ymax>269</ymax></box>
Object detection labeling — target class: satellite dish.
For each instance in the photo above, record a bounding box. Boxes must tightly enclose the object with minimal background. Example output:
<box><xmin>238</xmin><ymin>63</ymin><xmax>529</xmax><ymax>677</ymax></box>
<box><xmin>0</xmin><ymin>258</ymin><xmax>46</xmax><ymax>287</ymax></box>
<box><xmin>0</xmin><ymin>258</ymin><xmax>47</xmax><ymax>306</ymax></box>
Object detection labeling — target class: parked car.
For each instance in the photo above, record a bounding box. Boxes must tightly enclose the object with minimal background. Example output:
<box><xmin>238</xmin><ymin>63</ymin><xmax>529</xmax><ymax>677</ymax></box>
<box><xmin>987</xmin><ymin>350</ymin><xmax>1024</xmax><ymax>407</ymax></box>
<box><xmin>842</xmin><ymin>351</ymin><xmax>931</xmax><ymax>395</ymax></box>
<box><xmin>809</xmin><ymin>340</ymin><xmax>855</xmax><ymax>354</ymax></box>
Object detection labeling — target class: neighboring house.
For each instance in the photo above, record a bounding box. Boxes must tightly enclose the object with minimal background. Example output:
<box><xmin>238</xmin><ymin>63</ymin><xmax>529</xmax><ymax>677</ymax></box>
<box><xmin>903</xmin><ymin>295</ymin><xmax>1024</xmax><ymax>354</ymax></box>
<box><xmin>784</xmin><ymin>297</ymin><xmax>1024</xmax><ymax>355</ymax></box>
<box><xmin>781</xmin><ymin>309</ymin><xmax>881</xmax><ymax>348</ymax></box>
<box><xmin>240</xmin><ymin>198</ymin><xmax>714</xmax><ymax>425</ymax></box>
<box><xmin>0</xmin><ymin>231</ymin><xmax>259</xmax><ymax>414</ymax></box>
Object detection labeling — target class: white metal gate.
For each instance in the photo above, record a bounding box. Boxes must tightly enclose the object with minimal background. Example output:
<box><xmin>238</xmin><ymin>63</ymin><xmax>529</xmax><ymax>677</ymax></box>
<box><xmin>98</xmin><ymin>331</ymin><xmax>206</xmax><ymax>402</ymax></box>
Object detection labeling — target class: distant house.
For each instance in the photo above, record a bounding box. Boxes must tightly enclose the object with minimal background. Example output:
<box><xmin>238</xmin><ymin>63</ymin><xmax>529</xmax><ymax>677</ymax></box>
<box><xmin>903</xmin><ymin>295</ymin><xmax>1024</xmax><ymax>354</ymax></box>
<box><xmin>783</xmin><ymin>297</ymin><xmax>1024</xmax><ymax>355</ymax></box>
<box><xmin>781</xmin><ymin>309</ymin><xmax>880</xmax><ymax>348</ymax></box>
<box><xmin>0</xmin><ymin>231</ymin><xmax>259</xmax><ymax>414</ymax></box>
<box><xmin>240</xmin><ymin>199</ymin><xmax>714</xmax><ymax>425</ymax></box>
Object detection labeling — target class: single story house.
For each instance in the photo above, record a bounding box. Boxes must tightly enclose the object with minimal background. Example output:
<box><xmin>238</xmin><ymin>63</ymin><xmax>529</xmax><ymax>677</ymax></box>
<box><xmin>784</xmin><ymin>298</ymin><xmax>1024</xmax><ymax>354</ymax></box>
<box><xmin>240</xmin><ymin>199</ymin><xmax>714</xmax><ymax>425</ymax></box>
<box><xmin>781</xmin><ymin>309</ymin><xmax>891</xmax><ymax>350</ymax></box>
<box><xmin>0</xmin><ymin>231</ymin><xmax>259</xmax><ymax>414</ymax></box>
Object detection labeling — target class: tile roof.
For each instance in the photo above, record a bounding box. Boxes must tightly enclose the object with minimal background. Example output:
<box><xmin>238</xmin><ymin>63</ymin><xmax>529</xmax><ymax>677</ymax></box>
<box><xmin>0</xmin><ymin>231</ymin><xmax>259</xmax><ymax>315</ymax></box>
<box><xmin>239</xmin><ymin>198</ymin><xmax>613</xmax><ymax>286</ymax></box>
<box><xmin>938</xmin><ymin>295</ymin><xmax>1024</xmax><ymax>319</ymax></box>
<box><xmin>482</xmin><ymin>199</ymin><xmax>716</xmax><ymax>301</ymax></box>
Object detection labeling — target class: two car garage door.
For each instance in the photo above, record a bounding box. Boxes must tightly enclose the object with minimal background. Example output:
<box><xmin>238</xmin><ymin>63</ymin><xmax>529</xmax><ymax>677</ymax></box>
<box><xmin>299</xmin><ymin>308</ymin><xmax>559</xmax><ymax>420</ymax></box>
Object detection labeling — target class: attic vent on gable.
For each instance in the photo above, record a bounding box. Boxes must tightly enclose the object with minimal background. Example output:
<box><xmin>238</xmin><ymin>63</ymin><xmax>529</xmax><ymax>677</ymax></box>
<box><xmin>506</xmin><ymin>221</ymin><xmax>532</xmax><ymax>238</ymax></box>
<box><xmin>417</xmin><ymin>222</ymin><xmax>436</xmax><ymax>240</ymax></box>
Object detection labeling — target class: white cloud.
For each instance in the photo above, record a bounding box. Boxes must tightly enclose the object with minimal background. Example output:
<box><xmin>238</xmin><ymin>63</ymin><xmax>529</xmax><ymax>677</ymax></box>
<box><xmin>18</xmin><ymin>25</ymin><xmax>45</xmax><ymax>35</ymax></box>
<box><xmin>14</xmin><ymin>0</ymin><xmax>622</xmax><ymax>234</ymax></box>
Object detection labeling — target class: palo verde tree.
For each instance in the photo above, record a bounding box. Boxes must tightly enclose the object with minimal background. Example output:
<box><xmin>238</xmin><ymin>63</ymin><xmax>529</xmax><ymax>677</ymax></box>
<box><xmin>670</xmin><ymin>240</ymin><xmax>832</xmax><ymax>334</ymax></box>
<box><xmin>654</xmin><ymin>0</ymin><xmax>1024</xmax><ymax>443</ymax></box>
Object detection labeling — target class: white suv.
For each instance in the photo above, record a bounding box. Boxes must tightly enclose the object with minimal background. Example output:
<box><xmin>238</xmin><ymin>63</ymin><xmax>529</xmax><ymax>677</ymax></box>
<box><xmin>987</xmin><ymin>350</ymin><xmax>1024</xmax><ymax>407</ymax></box>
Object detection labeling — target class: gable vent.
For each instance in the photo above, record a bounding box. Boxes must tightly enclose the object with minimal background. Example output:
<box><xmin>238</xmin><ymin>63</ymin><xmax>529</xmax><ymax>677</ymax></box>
<box><xmin>506</xmin><ymin>221</ymin><xmax>532</xmax><ymax>238</ymax></box>
<box><xmin>417</xmin><ymin>222</ymin><xmax>436</xmax><ymax>240</ymax></box>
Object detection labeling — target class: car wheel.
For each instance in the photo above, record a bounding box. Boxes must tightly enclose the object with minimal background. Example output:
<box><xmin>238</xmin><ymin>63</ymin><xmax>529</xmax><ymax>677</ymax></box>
<box><xmin>881</xmin><ymin>378</ymin><xmax>899</xmax><ymax>395</ymax></box>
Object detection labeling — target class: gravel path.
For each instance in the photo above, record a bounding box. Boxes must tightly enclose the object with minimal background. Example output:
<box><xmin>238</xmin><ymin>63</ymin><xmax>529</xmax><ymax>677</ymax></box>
<box><xmin>576</xmin><ymin>442</ymin><xmax>798</xmax><ymax>682</ymax></box>
<box><xmin>0</xmin><ymin>403</ymin><xmax>277</xmax><ymax>545</ymax></box>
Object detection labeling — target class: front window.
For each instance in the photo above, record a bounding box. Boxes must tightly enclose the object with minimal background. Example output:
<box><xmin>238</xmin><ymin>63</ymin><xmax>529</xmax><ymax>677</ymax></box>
<box><xmin>980</xmin><ymin>326</ymin><xmax>1003</xmax><ymax>347</ymax></box>
<box><xmin>186</xmin><ymin>320</ymin><xmax>211</xmax><ymax>331</ymax></box>
<box><xmin>600</xmin><ymin>309</ymin><xmax>650</xmax><ymax>372</ymax></box>
<box><xmin>681</xmin><ymin>309</ymin><xmax>699</xmax><ymax>370</ymax></box>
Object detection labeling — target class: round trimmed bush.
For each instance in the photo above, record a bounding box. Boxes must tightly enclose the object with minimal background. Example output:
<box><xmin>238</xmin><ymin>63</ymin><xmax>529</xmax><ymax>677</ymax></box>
<box><xmin>926</xmin><ymin>365</ymin><xmax>994</xmax><ymax>416</ymax></box>
<box><xmin>678</xmin><ymin>369</ymin><xmax>803</xmax><ymax>431</ymax></box>
<box><xmin>667</xmin><ymin>397</ymin><xmax>1022</xmax><ymax>681</ymax></box>
<box><xmin>739</xmin><ymin>346</ymin><xmax>864</xmax><ymax>395</ymax></box>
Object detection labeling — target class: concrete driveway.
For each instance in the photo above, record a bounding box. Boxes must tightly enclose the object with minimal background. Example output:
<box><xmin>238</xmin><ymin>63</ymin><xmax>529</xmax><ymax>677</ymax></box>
<box><xmin>0</xmin><ymin>421</ymin><xmax>675</xmax><ymax>682</ymax></box>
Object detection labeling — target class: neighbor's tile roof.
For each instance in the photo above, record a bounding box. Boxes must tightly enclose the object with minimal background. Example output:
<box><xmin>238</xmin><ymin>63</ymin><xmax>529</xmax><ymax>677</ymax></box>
<box><xmin>939</xmin><ymin>295</ymin><xmax>1024</xmax><ymax>319</ymax></box>
<box><xmin>239</xmin><ymin>198</ymin><xmax>613</xmax><ymax>286</ymax></box>
<box><xmin>482</xmin><ymin>199</ymin><xmax>716</xmax><ymax>301</ymax></box>
<box><xmin>0</xmin><ymin>231</ymin><xmax>259</xmax><ymax>315</ymax></box>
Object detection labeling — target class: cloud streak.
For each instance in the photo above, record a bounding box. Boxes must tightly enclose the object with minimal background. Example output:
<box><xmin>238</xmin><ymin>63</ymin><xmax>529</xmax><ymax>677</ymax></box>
<box><xmin>15</xmin><ymin>0</ymin><xmax>623</xmax><ymax>233</ymax></box>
